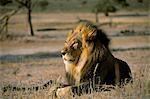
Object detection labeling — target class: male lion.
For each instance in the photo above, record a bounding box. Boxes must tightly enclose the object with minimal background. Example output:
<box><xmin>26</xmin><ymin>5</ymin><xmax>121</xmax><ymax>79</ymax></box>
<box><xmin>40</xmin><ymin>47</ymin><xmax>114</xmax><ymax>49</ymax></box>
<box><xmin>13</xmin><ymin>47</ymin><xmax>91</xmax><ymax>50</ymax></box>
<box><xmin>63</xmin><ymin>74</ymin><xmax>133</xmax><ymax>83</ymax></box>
<box><xmin>57</xmin><ymin>21</ymin><xmax>132</xmax><ymax>97</ymax></box>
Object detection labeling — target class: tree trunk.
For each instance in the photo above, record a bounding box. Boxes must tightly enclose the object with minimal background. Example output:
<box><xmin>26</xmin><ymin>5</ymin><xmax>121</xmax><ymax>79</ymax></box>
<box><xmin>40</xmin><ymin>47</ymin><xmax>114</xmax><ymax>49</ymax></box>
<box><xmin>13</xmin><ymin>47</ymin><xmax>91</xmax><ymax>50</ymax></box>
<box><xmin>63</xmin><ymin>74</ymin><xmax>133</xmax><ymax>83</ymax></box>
<box><xmin>5</xmin><ymin>17</ymin><xmax>8</xmax><ymax>33</ymax></box>
<box><xmin>109</xmin><ymin>16</ymin><xmax>112</xmax><ymax>27</ymax></box>
<box><xmin>105</xmin><ymin>12</ymin><xmax>109</xmax><ymax>16</ymax></box>
<box><xmin>95</xmin><ymin>11</ymin><xmax>99</xmax><ymax>23</ymax></box>
<box><xmin>28</xmin><ymin>8</ymin><xmax>34</xmax><ymax>36</ymax></box>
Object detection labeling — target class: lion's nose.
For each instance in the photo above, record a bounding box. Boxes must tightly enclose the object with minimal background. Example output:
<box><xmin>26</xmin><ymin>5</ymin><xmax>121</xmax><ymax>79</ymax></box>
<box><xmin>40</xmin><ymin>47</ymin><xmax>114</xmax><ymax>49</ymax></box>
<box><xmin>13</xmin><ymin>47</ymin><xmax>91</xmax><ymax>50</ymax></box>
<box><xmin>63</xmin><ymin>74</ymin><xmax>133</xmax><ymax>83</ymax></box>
<box><xmin>61</xmin><ymin>50</ymin><xmax>66</xmax><ymax>55</ymax></box>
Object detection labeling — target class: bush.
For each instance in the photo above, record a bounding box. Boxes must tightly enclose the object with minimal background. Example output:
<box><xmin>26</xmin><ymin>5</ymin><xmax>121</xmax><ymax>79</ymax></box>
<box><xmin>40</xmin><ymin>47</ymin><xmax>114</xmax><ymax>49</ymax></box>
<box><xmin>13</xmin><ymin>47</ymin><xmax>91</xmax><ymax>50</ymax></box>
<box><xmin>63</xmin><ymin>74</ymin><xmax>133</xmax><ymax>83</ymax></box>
<box><xmin>38</xmin><ymin>0</ymin><xmax>49</xmax><ymax>10</ymax></box>
<box><xmin>0</xmin><ymin>0</ymin><xmax>12</xmax><ymax>6</ymax></box>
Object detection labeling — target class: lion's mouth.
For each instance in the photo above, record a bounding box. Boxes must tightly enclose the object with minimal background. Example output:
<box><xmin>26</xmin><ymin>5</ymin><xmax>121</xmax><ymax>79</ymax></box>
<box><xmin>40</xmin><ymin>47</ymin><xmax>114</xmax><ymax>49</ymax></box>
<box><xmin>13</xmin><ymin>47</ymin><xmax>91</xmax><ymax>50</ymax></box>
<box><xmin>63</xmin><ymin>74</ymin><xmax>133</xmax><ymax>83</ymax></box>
<box><xmin>64</xmin><ymin>58</ymin><xmax>74</xmax><ymax>62</ymax></box>
<box><xmin>63</xmin><ymin>56</ymin><xmax>75</xmax><ymax>63</ymax></box>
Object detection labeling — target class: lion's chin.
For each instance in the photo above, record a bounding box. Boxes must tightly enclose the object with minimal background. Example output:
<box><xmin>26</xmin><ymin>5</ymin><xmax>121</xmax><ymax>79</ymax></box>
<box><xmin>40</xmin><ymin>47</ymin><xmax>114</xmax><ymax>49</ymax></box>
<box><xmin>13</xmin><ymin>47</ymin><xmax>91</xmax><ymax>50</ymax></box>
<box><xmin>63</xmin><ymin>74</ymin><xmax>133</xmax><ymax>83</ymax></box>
<box><xmin>62</xmin><ymin>56</ymin><xmax>75</xmax><ymax>64</ymax></box>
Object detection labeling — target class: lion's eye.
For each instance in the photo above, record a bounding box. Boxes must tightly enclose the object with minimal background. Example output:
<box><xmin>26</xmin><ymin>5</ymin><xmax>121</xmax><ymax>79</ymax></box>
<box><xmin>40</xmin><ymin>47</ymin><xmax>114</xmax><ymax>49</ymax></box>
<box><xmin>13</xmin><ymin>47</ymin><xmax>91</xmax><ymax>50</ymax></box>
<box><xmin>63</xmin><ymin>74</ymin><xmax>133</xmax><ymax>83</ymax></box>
<box><xmin>73</xmin><ymin>43</ymin><xmax>78</xmax><ymax>49</ymax></box>
<box><xmin>64</xmin><ymin>41</ymin><xmax>67</xmax><ymax>44</ymax></box>
<box><xmin>71</xmin><ymin>29</ymin><xmax>74</xmax><ymax>33</ymax></box>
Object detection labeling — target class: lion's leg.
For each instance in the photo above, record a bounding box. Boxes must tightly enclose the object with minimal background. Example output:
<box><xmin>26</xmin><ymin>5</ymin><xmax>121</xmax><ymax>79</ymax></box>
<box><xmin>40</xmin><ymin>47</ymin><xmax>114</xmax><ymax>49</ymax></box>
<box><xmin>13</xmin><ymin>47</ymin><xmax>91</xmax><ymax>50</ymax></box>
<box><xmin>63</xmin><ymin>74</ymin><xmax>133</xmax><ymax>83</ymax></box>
<box><xmin>56</xmin><ymin>80</ymin><xmax>116</xmax><ymax>98</ymax></box>
<box><xmin>56</xmin><ymin>81</ymin><xmax>95</xmax><ymax>97</ymax></box>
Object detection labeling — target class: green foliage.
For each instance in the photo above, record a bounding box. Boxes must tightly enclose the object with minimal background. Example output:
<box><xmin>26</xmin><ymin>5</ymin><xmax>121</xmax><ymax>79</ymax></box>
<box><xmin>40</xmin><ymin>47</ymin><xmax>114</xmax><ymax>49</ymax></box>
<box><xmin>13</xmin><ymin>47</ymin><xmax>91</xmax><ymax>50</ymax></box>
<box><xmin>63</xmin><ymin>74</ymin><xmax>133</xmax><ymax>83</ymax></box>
<box><xmin>37</xmin><ymin>0</ymin><xmax>49</xmax><ymax>10</ymax></box>
<box><xmin>0</xmin><ymin>0</ymin><xmax>148</xmax><ymax>13</ymax></box>
<box><xmin>114</xmin><ymin>0</ymin><xmax>129</xmax><ymax>7</ymax></box>
<box><xmin>0</xmin><ymin>0</ymin><xmax>12</xmax><ymax>6</ymax></box>
<box><xmin>93</xmin><ymin>0</ymin><xmax>117</xmax><ymax>16</ymax></box>
<box><xmin>114</xmin><ymin>0</ymin><xmax>126</xmax><ymax>3</ymax></box>
<box><xmin>137</xmin><ymin>0</ymin><xmax>143</xmax><ymax>3</ymax></box>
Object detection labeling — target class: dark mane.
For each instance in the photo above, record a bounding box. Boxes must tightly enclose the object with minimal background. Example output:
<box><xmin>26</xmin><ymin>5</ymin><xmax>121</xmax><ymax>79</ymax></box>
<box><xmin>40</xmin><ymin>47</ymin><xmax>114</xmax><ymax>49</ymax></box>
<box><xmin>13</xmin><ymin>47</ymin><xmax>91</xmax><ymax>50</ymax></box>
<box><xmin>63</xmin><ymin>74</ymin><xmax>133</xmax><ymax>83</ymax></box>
<box><xmin>96</xmin><ymin>29</ymin><xmax>110</xmax><ymax>49</ymax></box>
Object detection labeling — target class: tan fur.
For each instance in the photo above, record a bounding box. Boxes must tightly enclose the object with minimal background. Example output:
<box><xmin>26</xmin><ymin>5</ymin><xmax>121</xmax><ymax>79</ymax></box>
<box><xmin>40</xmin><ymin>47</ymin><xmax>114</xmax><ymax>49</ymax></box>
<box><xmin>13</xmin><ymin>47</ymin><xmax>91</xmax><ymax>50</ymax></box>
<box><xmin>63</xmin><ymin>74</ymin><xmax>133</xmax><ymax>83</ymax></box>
<box><xmin>58</xmin><ymin>21</ymin><xmax>132</xmax><ymax>97</ymax></box>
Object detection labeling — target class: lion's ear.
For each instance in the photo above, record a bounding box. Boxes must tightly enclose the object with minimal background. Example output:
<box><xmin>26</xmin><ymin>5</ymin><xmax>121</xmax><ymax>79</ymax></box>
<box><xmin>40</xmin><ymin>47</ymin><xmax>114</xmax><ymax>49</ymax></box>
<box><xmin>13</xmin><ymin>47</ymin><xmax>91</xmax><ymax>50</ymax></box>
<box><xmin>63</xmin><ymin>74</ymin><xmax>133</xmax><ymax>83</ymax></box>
<box><xmin>83</xmin><ymin>25</ymin><xmax>97</xmax><ymax>41</ymax></box>
<box><xmin>87</xmin><ymin>29</ymin><xmax>97</xmax><ymax>41</ymax></box>
<box><xmin>82</xmin><ymin>29</ymin><xmax>97</xmax><ymax>48</ymax></box>
<box><xmin>67</xmin><ymin>30</ymin><xmax>74</xmax><ymax>37</ymax></box>
<box><xmin>82</xmin><ymin>27</ymin><xmax>97</xmax><ymax>43</ymax></box>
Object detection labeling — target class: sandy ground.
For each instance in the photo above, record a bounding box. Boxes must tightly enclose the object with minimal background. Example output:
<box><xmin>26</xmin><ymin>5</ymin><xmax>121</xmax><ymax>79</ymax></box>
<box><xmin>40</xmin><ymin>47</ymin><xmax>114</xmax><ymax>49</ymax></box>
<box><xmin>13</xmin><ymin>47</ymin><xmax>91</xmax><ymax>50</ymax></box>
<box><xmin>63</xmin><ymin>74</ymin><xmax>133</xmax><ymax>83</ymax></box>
<box><xmin>0</xmin><ymin>12</ymin><xmax>150</xmax><ymax>98</ymax></box>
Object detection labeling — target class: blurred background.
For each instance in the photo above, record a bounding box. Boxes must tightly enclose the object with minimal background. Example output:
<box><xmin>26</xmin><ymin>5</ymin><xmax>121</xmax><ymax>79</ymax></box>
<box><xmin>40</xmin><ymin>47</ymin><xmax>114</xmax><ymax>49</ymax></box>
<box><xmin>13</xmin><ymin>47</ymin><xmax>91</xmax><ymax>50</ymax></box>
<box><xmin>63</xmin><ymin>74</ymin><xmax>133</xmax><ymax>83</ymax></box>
<box><xmin>0</xmin><ymin>0</ymin><xmax>149</xmax><ymax>98</ymax></box>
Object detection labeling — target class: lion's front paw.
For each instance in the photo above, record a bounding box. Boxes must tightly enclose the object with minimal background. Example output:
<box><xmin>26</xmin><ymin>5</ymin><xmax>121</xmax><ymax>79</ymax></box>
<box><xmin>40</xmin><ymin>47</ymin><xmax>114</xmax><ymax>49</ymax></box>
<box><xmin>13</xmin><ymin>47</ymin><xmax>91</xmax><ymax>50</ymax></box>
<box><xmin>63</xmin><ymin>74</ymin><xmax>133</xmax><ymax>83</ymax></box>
<box><xmin>56</xmin><ymin>86</ymin><xmax>72</xmax><ymax>98</ymax></box>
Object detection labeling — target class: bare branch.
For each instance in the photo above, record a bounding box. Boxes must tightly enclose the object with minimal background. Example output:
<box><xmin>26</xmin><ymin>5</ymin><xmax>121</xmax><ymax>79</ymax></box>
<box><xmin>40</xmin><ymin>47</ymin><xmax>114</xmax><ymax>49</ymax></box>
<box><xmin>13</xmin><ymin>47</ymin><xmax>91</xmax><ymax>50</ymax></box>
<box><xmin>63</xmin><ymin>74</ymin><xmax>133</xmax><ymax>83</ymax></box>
<box><xmin>0</xmin><ymin>7</ymin><xmax>21</xmax><ymax>35</ymax></box>
<box><xmin>14</xmin><ymin>0</ymin><xmax>28</xmax><ymax>8</ymax></box>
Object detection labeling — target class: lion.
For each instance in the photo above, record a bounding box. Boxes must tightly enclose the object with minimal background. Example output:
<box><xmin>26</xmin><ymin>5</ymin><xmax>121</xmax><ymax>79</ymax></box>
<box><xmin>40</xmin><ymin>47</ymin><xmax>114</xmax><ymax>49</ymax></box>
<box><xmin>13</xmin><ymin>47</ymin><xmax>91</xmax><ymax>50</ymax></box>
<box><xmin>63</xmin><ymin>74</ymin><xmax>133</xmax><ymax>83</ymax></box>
<box><xmin>2</xmin><ymin>21</ymin><xmax>132</xmax><ymax>97</ymax></box>
<box><xmin>57</xmin><ymin>21</ymin><xmax>132</xmax><ymax>97</ymax></box>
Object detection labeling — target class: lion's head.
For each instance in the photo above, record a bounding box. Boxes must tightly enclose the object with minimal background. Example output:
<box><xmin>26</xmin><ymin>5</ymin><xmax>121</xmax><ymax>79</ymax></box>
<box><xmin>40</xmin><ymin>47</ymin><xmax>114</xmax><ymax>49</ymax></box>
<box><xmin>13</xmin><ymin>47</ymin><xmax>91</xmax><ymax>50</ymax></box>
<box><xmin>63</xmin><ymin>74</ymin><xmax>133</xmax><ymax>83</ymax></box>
<box><xmin>61</xmin><ymin>21</ymin><xmax>110</xmax><ymax>84</ymax></box>
<box><xmin>61</xmin><ymin>21</ymin><xmax>109</xmax><ymax>66</ymax></box>
<box><xmin>61</xmin><ymin>25</ymin><xmax>82</xmax><ymax>65</ymax></box>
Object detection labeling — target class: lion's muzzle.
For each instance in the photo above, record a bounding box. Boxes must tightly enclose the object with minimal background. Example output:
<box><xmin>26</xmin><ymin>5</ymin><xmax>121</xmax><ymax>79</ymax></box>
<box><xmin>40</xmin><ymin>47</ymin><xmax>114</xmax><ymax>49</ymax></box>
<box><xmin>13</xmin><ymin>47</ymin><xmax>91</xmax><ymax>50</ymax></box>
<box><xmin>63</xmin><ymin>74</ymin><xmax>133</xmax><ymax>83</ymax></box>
<box><xmin>61</xmin><ymin>50</ymin><xmax>67</xmax><ymax>56</ymax></box>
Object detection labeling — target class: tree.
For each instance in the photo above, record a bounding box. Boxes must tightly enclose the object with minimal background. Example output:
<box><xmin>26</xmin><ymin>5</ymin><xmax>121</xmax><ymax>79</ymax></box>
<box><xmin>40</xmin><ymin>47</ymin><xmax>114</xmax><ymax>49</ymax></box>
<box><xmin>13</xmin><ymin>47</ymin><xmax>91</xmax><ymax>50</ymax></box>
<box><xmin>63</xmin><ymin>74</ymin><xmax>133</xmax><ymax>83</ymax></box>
<box><xmin>38</xmin><ymin>0</ymin><xmax>49</xmax><ymax>10</ymax></box>
<box><xmin>15</xmin><ymin>0</ymin><xmax>34</xmax><ymax>36</ymax></box>
<box><xmin>114</xmin><ymin>0</ymin><xmax>129</xmax><ymax>7</ymax></box>
<box><xmin>93</xmin><ymin>0</ymin><xmax>117</xmax><ymax>23</ymax></box>
<box><xmin>0</xmin><ymin>0</ymin><xmax>37</xmax><ymax>38</ymax></box>
<box><xmin>0</xmin><ymin>0</ymin><xmax>22</xmax><ymax>39</ymax></box>
<box><xmin>93</xmin><ymin>0</ymin><xmax>130</xmax><ymax>23</ymax></box>
<box><xmin>0</xmin><ymin>0</ymin><xmax>12</xmax><ymax>6</ymax></box>
<box><xmin>137</xmin><ymin>0</ymin><xmax>143</xmax><ymax>3</ymax></box>
<box><xmin>0</xmin><ymin>10</ymin><xmax>19</xmax><ymax>39</ymax></box>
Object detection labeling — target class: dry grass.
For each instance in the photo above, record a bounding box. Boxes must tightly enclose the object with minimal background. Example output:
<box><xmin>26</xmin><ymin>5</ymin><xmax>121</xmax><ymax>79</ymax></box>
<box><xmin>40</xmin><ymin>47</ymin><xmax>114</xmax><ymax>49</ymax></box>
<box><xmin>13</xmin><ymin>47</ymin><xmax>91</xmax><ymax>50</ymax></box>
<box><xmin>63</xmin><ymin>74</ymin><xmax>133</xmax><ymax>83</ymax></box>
<box><xmin>0</xmin><ymin>49</ymin><xmax>149</xmax><ymax>99</ymax></box>
<box><xmin>0</xmin><ymin>12</ymin><xmax>150</xmax><ymax>98</ymax></box>
<box><xmin>1</xmin><ymin>64</ymin><xmax>150</xmax><ymax>99</ymax></box>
